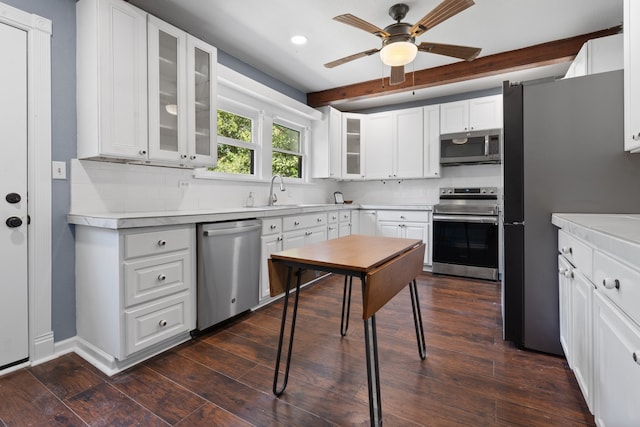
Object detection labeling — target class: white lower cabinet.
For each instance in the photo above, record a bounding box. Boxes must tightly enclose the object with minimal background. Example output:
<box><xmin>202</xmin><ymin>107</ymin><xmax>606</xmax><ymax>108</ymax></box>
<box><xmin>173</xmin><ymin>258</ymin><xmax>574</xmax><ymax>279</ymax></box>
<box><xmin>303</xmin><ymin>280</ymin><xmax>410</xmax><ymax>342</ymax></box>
<box><xmin>260</xmin><ymin>218</ymin><xmax>283</xmax><ymax>302</ymax></box>
<box><xmin>556</xmin><ymin>222</ymin><xmax>640</xmax><ymax>425</ymax></box>
<box><xmin>377</xmin><ymin>210</ymin><xmax>430</xmax><ymax>265</ymax></box>
<box><xmin>75</xmin><ymin>224</ymin><xmax>196</xmax><ymax>373</ymax></box>
<box><xmin>593</xmin><ymin>290</ymin><xmax>640</xmax><ymax>427</ymax></box>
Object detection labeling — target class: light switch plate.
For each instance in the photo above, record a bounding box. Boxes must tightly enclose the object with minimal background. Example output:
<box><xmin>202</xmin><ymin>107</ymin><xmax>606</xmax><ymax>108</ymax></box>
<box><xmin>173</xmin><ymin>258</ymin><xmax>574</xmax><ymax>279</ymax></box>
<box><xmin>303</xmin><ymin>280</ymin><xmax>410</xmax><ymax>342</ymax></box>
<box><xmin>52</xmin><ymin>161</ymin><xmax>66</xmax><ymax>180</ymax></box>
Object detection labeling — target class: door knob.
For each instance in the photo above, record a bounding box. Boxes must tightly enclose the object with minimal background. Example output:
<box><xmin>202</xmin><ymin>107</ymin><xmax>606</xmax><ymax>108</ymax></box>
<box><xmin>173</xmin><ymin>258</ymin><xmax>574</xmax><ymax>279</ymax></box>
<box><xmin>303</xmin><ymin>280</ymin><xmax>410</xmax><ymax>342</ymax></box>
<box><xmin>6</xmin><ymin>217</ymin><xmax>23</xmax><ymax>228</ymax></box>
<box><xmin>5</xmin><ymin>193</ymin><xmax>21</xmax><ymax>204</ymax></box>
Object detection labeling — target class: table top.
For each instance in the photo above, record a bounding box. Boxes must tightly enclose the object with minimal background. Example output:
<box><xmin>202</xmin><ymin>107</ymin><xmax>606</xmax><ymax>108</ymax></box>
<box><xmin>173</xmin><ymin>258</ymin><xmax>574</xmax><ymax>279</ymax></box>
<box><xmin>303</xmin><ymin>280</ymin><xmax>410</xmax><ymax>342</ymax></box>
<box><xmin>270</xmin><ymin>234</ymin><xmax>423</xmax><ymax>273</ymax></box>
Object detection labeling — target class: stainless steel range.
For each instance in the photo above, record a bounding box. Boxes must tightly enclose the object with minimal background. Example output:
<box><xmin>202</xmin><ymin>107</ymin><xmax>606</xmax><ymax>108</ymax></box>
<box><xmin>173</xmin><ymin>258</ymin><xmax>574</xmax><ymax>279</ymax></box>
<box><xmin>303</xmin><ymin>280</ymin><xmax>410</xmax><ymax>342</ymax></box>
<box><xmin>432</xmin><ymin>187</ymin><xmax>500</xmax><ymax>281</ymax></box>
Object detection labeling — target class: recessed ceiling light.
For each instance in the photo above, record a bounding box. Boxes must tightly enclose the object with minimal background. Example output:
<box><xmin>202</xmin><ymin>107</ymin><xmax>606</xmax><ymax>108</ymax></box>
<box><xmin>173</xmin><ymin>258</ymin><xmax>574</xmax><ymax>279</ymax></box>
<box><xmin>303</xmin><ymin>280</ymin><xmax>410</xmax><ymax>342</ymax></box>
<box><xmin>290</xmin><ymin>35</ymin><xmax>307</xmax><ymax>45</ymax></box>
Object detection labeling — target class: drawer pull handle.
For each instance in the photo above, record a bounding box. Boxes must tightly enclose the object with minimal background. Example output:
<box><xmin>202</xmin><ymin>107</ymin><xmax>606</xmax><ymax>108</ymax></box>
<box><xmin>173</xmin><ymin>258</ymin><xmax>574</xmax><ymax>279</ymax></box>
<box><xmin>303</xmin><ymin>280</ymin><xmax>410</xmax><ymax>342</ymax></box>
<box><xmin>602</xmin><ymin>278</ymin><xmax>620</xmax><ymax>290</ymax></box>
<box><xmin>563</xmin><ymin>270</ymin><xmax>574</xmax><ymax>279</ymax></box>
<box><xmin>633</xmin><ymin>352</ymin><xmax>640</xmax><ymax>365</ymax></box>
<box><xmin>270</xmin><ymin>224</ymin><xmax>277</xmax><ymax>229</ymax></box>
<box><xmin>317</xmin><ymin>218</ymin><xmax>322</xmax><ymax>222</ymax></box>
<box><xmin>558</xmin><ymin>267</ymin><xmax>567</xmax><ymax>274</ymax></box>
<box><xmin>277</xmin><ymin>236</ymin><xmax>282</xmax><ymax>241</ymax></box>
<box><xmin>560</xmin><ymin>246</ymin><xmax>572</xmax><ymax>255</ymax></box>
<box><xmin>158</xmin><ymin>239</ymin><xmax>167</xmax><ymax>247</ymax></box>
<box><xmin>158</xmin><ymin>274</ymin><xmax>167</xmax><ymax>281</ymax></box>
<box><xmin>159</xmin><ymin>320</ymin><xmax>168</xmax><ymax>327</ymax></box>
<box><xmin>294</xmin><ymin>221</ymin><xmax>300</xmax><ymax>226</ymax></box>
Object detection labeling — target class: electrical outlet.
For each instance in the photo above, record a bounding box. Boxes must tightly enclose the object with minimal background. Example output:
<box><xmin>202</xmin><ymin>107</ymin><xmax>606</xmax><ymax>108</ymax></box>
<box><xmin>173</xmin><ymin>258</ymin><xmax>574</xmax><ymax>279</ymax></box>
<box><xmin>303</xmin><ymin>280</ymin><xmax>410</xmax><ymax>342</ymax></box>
<box><xmin>178</xmin><ymin>180</ymin><xmax>190</xmax><ymax>189</ymax></box>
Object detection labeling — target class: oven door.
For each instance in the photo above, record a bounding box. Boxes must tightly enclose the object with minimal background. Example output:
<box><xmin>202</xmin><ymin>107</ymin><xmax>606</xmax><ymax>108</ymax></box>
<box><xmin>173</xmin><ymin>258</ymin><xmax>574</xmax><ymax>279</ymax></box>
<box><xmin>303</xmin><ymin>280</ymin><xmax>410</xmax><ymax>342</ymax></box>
<box><xmin>432</xmin><ymin>214</ymin><xmax>499</xmax><ymax>277</ymax></box>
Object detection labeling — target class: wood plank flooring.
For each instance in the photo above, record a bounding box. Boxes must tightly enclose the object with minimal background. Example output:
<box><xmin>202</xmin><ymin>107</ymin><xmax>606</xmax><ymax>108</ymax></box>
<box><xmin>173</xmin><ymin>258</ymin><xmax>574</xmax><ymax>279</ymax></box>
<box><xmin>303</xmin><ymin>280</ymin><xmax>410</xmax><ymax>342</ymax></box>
<box><xmin>0</xmin><ymin>272</ymin><xmax>594</xmax><ymax>426</ymax></box>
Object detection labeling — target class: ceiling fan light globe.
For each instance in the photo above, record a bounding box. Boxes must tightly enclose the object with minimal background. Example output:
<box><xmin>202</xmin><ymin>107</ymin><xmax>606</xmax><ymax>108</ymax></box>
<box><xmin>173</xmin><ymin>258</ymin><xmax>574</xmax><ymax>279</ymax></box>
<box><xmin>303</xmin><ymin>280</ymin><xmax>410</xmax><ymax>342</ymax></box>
<box><xmin>380</xmin><ymin>41</ymin><xmax>418</xmax><ymax>66</ymax></box>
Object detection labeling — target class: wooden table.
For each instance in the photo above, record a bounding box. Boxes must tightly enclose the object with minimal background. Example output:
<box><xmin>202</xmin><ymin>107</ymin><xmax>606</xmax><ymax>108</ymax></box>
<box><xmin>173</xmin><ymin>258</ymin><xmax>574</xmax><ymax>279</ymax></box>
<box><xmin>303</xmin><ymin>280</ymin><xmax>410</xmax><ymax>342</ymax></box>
<box><xmin>268</xmin><ymin>235</ymin><xmax>427</xmax><ymax>426</ymax></box>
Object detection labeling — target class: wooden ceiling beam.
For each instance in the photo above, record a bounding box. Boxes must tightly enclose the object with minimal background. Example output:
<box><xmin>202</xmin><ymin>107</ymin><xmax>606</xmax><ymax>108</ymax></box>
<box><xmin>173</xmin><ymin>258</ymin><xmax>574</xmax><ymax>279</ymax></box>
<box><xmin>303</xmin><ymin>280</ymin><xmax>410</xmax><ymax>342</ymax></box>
<box><xmin>306</xmin><ymin>26</ymin><xmax>622</xmax><ymax>108</ymax></box>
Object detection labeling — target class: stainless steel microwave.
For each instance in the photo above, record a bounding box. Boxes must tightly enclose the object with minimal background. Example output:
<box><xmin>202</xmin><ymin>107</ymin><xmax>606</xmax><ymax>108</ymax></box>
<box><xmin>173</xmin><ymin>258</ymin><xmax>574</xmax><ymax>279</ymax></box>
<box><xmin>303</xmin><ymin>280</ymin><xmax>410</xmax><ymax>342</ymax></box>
<box><xmin>440</xmin><ymin>129</ymin><xmax>502</xmax><ymax>165</ymax></box>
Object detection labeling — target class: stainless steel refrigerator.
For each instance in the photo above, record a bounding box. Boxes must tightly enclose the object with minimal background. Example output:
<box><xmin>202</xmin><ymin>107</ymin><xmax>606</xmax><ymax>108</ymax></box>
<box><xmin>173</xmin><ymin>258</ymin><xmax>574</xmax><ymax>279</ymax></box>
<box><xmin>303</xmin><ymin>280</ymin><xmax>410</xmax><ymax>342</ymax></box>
<box><xmin>502</xmin><ymin>70</ymin><xmax>640</xmax><ymax>355</ymax></box>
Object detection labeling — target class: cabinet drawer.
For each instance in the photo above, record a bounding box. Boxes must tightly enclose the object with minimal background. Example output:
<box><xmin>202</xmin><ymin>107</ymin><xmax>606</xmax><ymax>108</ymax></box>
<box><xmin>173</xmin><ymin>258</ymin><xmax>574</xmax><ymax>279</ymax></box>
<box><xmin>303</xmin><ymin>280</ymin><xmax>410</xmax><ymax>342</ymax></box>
<box><xmin>123</xmin><ymin>252</ymin><xmax>190</xmax><ymax>307</ymax></box>
<box><xmin>594</xmin><ymin>250</ymin><xmax>640</xmax><ymax>326</ymax></box>
<box><xmin>124</xmin><ymin>292</ymin><xmax>191</xmax><ymax>356</ymax></box>
<box><xmin>377</xmin><ymin>210</ymin><xmax>429</xmax><ymax>222</ymax></box>
<box><xmin>558</xmin><ymin>230</ymin><xmax>593</xmax><ymax>279</ymax></box>
<box><xmin>125</xmin><ymin>227</ymin><xmax>191</xmax><ymax>259</ymax></box>
<box><xmin>283</xmin><ymin>213</ymin><xmax>327</xmax><ymax>231</ymax></box>
<box><xmin>339</xmin><ymin>210</ymin><xmax>351</xmax><ymax>223</ymax></box>
<box><xmin>262</xmin><ymin>217</ymin><xmax>282</xmax><ymax>235</ymax></box>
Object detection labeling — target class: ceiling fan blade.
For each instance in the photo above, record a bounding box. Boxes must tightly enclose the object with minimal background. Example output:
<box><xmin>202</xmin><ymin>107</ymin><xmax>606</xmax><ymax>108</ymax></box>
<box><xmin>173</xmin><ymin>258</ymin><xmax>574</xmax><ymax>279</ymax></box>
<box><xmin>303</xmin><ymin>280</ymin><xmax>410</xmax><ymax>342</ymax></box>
<box><xmin>333</xmin><ymin>14</ymin><xmax>390</xmax><ymax>38</ymax></box>
<box><xmin>417</xmin><ymin>42</ymin><xmax>481</xmax><ymax>61</ymax></box>
<box><xmin>389</xmin><ymin>66</ymin><xmax>405</xmax><ymax>85</ymax></box>
<box><xmin>324</xmin><ymin>48</ymin><xmax>380</xmax><ymax>68</ymax></box>
<box><xmin>410</xmin><ymin>0</ymin><xmax>475</xmax><ymax>37</ymax></box>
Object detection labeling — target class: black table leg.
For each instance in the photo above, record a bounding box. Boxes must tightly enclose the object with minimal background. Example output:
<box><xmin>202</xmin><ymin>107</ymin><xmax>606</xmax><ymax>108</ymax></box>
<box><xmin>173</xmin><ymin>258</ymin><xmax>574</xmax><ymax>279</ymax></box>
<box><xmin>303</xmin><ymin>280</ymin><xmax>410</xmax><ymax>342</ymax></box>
<box><xmin>362</xmin><ymin>279</ymin><xmax>382</xmax><ymax>427</ymax></box>
<box><xmin>340</xmin><ymin>275</ymin><xmax>353</xmax><ymax>336</ymax></box>
<box><xmin>409</xmin><ymin>279</ymin><xmax>427</xmax><ymax>360</ymax></box>
<box><xmin>273</xmin><ymin>266</ymin><xmax>303</xmax><ymax>396</ymax></box>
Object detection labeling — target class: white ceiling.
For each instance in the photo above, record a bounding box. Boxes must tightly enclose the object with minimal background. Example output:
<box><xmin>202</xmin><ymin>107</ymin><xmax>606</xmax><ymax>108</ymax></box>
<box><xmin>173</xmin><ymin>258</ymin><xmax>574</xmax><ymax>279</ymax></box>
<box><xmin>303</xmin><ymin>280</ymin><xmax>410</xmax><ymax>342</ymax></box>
<box><xmin>127</xmin><ymin>0</ymin><xmax>623</xmax><ymax>110</ymax></box>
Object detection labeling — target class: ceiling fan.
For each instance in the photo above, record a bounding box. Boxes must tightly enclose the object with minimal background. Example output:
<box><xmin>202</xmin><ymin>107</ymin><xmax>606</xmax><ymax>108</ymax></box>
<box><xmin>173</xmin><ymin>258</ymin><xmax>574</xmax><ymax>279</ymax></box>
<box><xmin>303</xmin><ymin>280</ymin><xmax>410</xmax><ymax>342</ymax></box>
<box><xmin>324</xmin><ymin>0</ymin><xmax>481</xmax><ymax>85</ymax></box>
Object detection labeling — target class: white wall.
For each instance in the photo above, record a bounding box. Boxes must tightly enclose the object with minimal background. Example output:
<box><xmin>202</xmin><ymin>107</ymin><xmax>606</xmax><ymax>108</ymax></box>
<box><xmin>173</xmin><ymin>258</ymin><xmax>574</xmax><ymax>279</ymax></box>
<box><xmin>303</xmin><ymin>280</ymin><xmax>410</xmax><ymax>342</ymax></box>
<box><xmin>70</xmin><ymin>160</ymin><xmax>339</xmax><ymax>214</ymax></box>
<box><xmin>339</xmin><ymin>164</ymin><xmax>502</xmax><ymax>205</ymax></box>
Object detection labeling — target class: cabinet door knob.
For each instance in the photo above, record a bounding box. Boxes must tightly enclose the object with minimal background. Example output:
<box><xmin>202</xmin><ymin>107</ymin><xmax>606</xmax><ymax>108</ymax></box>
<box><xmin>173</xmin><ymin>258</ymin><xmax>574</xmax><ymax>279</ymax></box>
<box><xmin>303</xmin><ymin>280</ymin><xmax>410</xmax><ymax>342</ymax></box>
<box><xmin>602</xmin><ymin>278</ymin><xmax>620</xmax><ymax>290</ymax></box>
<box><xmin>139</xmin><ymin>149</ymin><xmax>147</xmax><ymax>155</ymax></box>
<box><xmin>158</xmin><ymin>319</ymin><xmax>168</xmax><ymax>327</ymax></box>
<box><xmin>270</xmin><ymin>224</ymin><xmax>277</xmax><ymax>229</ymax></box>
<box><xmin>277</xmin><ymin>236</ymin><xmax>282</xmax><ymax>241</ymax></box>
<box><xmin>633</xmin><ymin>133</ymin><xmax>640</xmax><ymax>141</ymax></box>
<box><xmin>158</xmin><ymin>274</ymin><xmax>167</xmax><ymax>281</ymax></box>
<box><xmin>190</xmin><ymin>155</ymin><xmax>196</xmax><ymax>160</ymax></box>
<box><xmin>294</xmin><ymin>221</ymin><xmax>300</xmax><ymax>226</ymax></box>
<box><xmin>563</xmin><ymin>269</ymin><xmax>574</xmax><ymax>279</ymax></box>
<box><xmin>317</xmin><ymin>218</ymin><xmax>322</xmax><ymax>222</ymax></box>
<box><xmin>180</xmin><ymin>154</ymin><xmax>187</xmax><ymax>159</ymax></box>
<box><xmin>560</xmin><ymin>246</ymin><xmax>572</xmax><ymax>255</ymax></box>
<box><xmin>633</xmin><ymin>352</ymin><xmax>640</xmax><ymax>365</ymax></box>
<box><xmin>158</xmin><ymin>239</ymin><xmax>167</xmax><ymax>247</ymax></box>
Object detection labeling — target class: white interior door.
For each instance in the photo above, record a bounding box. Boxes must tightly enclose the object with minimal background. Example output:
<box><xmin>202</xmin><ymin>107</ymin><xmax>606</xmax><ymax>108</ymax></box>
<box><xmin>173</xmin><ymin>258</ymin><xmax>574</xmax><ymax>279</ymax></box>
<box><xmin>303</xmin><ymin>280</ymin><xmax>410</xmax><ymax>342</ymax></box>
<box><xmin>0</xmin><ymin>21</ymin><xmax>29</xmax><ymax>368</ymax></box>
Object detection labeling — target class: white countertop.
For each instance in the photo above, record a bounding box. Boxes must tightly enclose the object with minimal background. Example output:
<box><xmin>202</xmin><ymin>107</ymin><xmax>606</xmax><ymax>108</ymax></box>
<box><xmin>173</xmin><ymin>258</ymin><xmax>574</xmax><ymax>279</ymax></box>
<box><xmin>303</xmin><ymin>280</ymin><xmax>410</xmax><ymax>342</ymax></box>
<box><xmin>552</xmin><ymin>213</ymin><xmax>640</xmax><ymax>268</ymax></box>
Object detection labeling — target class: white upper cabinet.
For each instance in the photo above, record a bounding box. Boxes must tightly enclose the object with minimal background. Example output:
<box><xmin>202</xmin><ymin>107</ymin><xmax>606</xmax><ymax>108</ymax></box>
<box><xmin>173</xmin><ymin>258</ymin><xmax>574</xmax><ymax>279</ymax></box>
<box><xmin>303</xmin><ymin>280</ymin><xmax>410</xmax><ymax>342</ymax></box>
<box><xmin>312</xmin><ymin>106</ymin><xmax>343</xmax><ymax>178</ymax></box>
<box><xmin>77</xmin><ymin>0</ymin><xmax>148</xmax><ymax>160</ymax></box>
<box><xmin>147</xmin><ymin>16</ymin><xmax>217</xmax><ymax>166</ymax></box>
<box><xmin>77</xmin><ymin>0</ymin><xmax>217</xmax><ymax>166</ymax></box>
<box><xmin>440</xmin><ymin>94</ymin><xmax>503</xmax><ymax>134</ymax></box>
<box><xmin>364</xmin><ymin>112</ymin><xmax>394</xmax><ymax>179</ymax></box>
<box><xmin>365</xmin><ymin>107</ymin><xmax>424</xmax><ymax>180</ymax></box>
<box><xmin>624</xmin><ymin>0</ymin><xmax>640</xmax><ymax>152</ymax></box>
<box><xmin>564</xmin><ymin>34</ymin><xmax>622</xmax><ymax>79</ymax></box>
<box><xmin>395</xmin><ymin>107</ymin><xmax>424</xmax><ymax>178</ymax></box>
<box><xmin>423</xmin><ymin>105</ymin><xmax>440</xmax><ymax>178</ymax></box>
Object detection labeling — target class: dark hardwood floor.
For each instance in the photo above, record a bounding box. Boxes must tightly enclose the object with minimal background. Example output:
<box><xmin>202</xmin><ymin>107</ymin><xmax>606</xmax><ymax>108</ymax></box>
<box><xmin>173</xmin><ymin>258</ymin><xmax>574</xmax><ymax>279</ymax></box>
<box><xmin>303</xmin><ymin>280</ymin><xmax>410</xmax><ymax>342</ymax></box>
<box><xmin>0</xmin><ymin>272</ymin><xmax>594</xmax><ymax>426</ymax></box>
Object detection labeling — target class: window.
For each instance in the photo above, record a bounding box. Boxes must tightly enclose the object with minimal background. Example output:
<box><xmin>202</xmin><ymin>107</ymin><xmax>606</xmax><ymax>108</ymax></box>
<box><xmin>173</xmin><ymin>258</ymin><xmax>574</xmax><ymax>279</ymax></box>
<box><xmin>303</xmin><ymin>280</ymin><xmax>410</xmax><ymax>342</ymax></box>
<box><xmin>272</xmin><ymin>122</ymin><xmax>303</xmax><ymax>178</ymax></box>
<box><xmin>211</xmin><ymin>109</ymin><xmax>256</xmax><ymax>175</ymax></box>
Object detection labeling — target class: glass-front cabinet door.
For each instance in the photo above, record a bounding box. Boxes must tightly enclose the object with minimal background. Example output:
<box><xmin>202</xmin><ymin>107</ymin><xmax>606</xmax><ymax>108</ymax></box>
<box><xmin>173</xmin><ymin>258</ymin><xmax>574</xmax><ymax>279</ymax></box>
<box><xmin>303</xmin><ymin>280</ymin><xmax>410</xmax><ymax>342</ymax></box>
<box><xmin>342</xmin><ymin>113</ymin><xmax>365</xmax><ymax>179</ymax></box>
<box><xmin>147</xmin><ymin>16</ymin><xmax>217</xmax><ymax>166</ymax></box>
<box><xmin>148</xmin><ymin>16</ymin><xmax>187</xmax><ymax>163</ymax></box>
<box><xmin>187</xmin><ymin>37</ymin><xmax>217</xmax><ymax>166</ymax></box>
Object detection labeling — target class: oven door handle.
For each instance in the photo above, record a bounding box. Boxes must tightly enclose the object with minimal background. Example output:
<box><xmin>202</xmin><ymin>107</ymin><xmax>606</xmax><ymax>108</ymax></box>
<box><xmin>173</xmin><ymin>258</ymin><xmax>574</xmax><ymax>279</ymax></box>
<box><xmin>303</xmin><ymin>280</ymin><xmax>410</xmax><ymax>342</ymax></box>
<box><xmin>433</xmin><ymin>214</ymin><xmax>498</xmax><ymax>225</ymax></box>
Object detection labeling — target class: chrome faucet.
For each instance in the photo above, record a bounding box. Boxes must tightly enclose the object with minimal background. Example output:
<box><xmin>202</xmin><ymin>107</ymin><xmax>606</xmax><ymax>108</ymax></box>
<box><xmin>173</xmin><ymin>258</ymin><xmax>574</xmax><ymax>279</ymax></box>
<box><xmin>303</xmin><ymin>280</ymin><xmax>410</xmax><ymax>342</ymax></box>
<box><xmin>268</xmin><ymin>175</ymin><xmax>286</xmax><ymax>206</ymax></box>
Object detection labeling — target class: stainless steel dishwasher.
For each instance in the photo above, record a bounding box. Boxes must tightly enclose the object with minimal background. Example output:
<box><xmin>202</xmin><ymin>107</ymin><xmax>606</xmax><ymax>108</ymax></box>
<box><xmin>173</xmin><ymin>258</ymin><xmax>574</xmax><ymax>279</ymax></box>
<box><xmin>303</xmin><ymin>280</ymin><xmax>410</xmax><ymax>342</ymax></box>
<box><xmin>196</xmin><ymin>219</ymin><xmax>261</xmax><ymax>331</ymax></box>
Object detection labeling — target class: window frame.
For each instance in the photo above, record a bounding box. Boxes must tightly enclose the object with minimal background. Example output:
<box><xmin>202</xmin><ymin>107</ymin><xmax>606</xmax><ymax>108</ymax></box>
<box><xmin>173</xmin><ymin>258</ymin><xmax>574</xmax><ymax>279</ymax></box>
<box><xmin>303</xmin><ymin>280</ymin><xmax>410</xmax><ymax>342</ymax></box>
<box><xmin>209</xmin><ymin>97</ymin><xmax>262</xmax><ymax>178</ymax></box>
<box><xmin>271</xmin><ymin>116</ymin><xmax>307</xmax><ymax>180</ymax></box>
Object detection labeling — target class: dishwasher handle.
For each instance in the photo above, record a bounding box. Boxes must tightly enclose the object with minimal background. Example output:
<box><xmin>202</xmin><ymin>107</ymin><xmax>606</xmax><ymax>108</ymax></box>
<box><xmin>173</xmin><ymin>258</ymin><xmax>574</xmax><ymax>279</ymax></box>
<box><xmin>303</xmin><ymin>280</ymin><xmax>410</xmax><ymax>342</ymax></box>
<box><xmin>202</xmin><ymin>223</ymin><xmax>262</xmax><ymax>237</ymax></box>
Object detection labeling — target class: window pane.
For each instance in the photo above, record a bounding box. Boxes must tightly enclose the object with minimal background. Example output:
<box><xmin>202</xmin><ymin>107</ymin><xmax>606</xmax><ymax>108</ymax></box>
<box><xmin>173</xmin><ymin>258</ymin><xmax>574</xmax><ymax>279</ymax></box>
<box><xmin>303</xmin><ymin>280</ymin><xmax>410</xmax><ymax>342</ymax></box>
<box><xmin>211</xmin><ymin>144</ymin><xmax>254</xmax><ymax>174</ymax></box>
<box><xmin>272</xmin><ymin>123</ymin><xmax>300</xmax><ymax>152</ymax></box>
<box><xmin>217</xmin><ymin>110</ymin><xmax>252</xmax><ymax>143</ymax></box>
<box><xmin>272</xmin><ymin>151</ymin><xmax>301</xmax><ymax>178</ymax></box>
